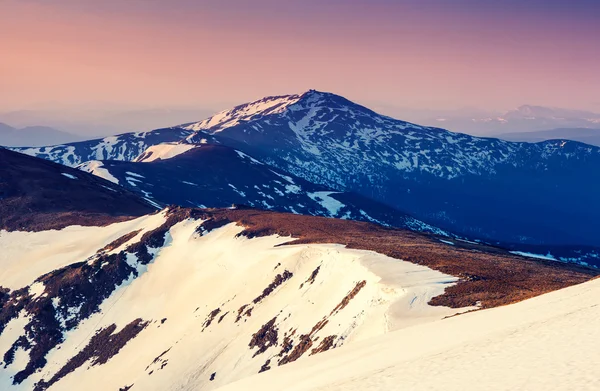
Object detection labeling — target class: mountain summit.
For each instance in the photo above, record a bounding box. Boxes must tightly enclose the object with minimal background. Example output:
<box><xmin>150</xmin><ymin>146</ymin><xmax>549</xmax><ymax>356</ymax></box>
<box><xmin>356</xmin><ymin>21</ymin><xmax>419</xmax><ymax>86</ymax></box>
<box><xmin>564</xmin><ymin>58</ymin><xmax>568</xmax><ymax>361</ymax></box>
<box><xmin>11</xmin><ymin>91</ymin><xmax>600</xmax><ymax>250</ymax></box>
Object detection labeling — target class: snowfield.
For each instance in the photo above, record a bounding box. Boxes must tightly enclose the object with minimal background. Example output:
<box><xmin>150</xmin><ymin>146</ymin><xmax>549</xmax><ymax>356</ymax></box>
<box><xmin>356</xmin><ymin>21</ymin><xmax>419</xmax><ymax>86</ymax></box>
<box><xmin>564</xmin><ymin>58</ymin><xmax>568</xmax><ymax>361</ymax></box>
<box><xmin>134</xmin><ymin>142</ymin><xmax>196</xmax><ymax>162</ymax></box>
<box><xmin>0</xmin><ymin>212</ymin><xmax>167</xmax><ymax>290</ymax></box>
<box><xmin>0</xmin><ymin>214</ymin><xmax>470</xmax><ymax>391</ymax></box>
<box><xmin>217</xmin><ymin>277</ymin><xmax>600</xmax><ymax>391</ymax></box>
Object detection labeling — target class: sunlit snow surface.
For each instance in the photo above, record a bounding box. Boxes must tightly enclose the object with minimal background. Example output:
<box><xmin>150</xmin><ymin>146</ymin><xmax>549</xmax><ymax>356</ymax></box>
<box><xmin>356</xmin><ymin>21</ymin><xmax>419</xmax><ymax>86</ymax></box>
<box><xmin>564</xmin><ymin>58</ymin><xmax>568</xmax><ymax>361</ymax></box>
<box><xmin>218</xmin><ymin>278</ymin><xmax>600</xmax><ymax>391</ymax></box>
<box><xmin>0</xmin><ymin>214</ymin><xmax>469</xmax><ymax>390</ymax></box>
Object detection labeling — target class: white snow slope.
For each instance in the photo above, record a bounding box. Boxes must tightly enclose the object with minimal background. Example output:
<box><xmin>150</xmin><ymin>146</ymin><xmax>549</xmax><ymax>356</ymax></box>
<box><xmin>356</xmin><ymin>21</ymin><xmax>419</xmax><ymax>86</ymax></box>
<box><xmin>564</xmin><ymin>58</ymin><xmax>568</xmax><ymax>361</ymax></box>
<box><xmin>0</xmin><ymin>212</ymin><xmax>468</xmax><ymax>391</ymax></box>
<box><xmin>76</xmin><ymin>160</ymin><xmax>120</xmax><ymax>184</ymax></box>
<box><xmin>217</xmin><ymin>277</ymin><xmax>600</xmax><ymax>391</ymax></box>
<box><xmin>134</xmin><ymin>142</ymin><xmax>196</xmax><ymax>162</ymax></box>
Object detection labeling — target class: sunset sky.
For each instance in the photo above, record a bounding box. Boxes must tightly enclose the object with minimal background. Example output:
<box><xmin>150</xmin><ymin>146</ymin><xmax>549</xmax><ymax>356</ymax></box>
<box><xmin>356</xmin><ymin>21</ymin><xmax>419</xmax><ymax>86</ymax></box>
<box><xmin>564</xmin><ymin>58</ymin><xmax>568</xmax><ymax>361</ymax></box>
<box><xmin>2</xmin><ymin>0</ymin><xmax>599</xmax><ymax>113</ymax></box>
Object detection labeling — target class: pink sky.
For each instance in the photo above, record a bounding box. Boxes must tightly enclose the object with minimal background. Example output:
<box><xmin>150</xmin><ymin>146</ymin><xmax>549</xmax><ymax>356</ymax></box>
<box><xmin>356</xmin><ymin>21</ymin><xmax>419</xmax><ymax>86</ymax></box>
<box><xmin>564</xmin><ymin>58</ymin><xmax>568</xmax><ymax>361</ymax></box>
<box><xmin>1</xmin><ymin>0</ymin><xmax>599</xmax><ymax>113</ymax></box>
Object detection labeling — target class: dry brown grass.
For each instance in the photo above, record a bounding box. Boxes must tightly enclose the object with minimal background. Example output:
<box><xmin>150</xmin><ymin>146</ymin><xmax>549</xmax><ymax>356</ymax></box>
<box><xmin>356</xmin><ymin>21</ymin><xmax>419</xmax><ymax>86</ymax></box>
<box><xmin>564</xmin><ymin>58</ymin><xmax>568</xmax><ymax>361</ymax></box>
<box><xmin>191</xmin><ymin>207</ymin><xmax>598</xmax><ymax>309</ymax></box>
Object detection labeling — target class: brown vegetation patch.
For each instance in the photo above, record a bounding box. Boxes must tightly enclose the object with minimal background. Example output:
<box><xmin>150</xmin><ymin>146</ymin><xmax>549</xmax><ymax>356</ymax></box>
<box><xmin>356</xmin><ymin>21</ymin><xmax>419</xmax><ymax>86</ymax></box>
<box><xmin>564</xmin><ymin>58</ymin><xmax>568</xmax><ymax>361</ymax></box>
<box><xmin>253</xmin><ymin>270</ymin><xmax>293</xmax><ymax>304</ymax></box>
<box><xmin>3</xmin><ymin>335</ymin><xmax>32</xmax><ymax>368</ymax></box>
<box><xmin>278</xmin><ymin>334</ymin><xmax>313</xmax><ymax>366</ymax></box>
<box><xmin>0</xmin><ymin>148</ymin><xmax>155</xmax><ymax>232</ymax></box>
<box><xmin>100</xmin><ymin>230</ymin><xmax>143</xmax><ymax>253</ymax></box>
<box><xmin>330</xmin><ymin>281</ymin><xmax>366</xmax><ymax>315</ymax></box>
<box><xmin>310</xmin><ymin>335</ymin><xmax>337</xmax><ymax>355</ymax></box>
<box><xmin>187</xmin><ymin>208</ymin><xmax>597</xmax><ymax>309</ymax></box>
<box><xmin>278</xmin><ymin>318</ymin><xmax>330</xmax><ymax>366</ymax></box>
<box><xmin>218</xmin><ymin>311</ymin><xmax>229</xmax><ymax>323</ymax></box>
<box><xmin>197</xmin><ymin>218</ymin><xmax>233</xmax><ymax>235</ymax></box>
<box><xmin>299</xmin><ymin>265</ymin><xmax>320</xmax><ymax>289</ymax></box>
<box><xmin>248</xmin><ymin>317</ymin><xmax>279</xmax><ymax>357</ymax></box>
<box><xmin>0</xmin><ymin>207</ymin><xmax>192</xmax><ymax>385</ymax></box>
<box><xmin>235</xmin><ymin>304</ymin><xmax>249</xmax><ymax>323</ymax></box>
<box><xmin>35</xmin><ymin>319</ymin><xmax>149</xmax><ymax>391</ymax></box>
<box><xmin>146</xmin><ymin>347</ymin><xmax>171</xmax><ymax>371</ymax></box>
<box><xmin>202</xmin><ymin>308</ymin><xmax>221</xmax><ymax>331</ymax></box>
<box><xmin>259</xmin><ymin>359</ymin><xmax>271</xmax><ymax>373</ymax></box>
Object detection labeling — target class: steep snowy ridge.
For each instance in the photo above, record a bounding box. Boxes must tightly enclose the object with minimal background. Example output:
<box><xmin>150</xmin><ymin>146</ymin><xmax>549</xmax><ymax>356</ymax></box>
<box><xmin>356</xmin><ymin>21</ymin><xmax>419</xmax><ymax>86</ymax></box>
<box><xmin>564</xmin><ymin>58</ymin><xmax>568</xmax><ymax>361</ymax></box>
<box><xmin>12</xmin><ymin>128</ymin><xmax>193</xmax><ymax>167</ymax></box>
<box><xmin>183</xmin><ymin>94</ymin><xmax>302</xmax><ymax>133</ymax></box>
<box><xmin>0</xmin><ymin>208</ymin><xmax>459</xmax><ymax>390</ymax></box>
<box><xmin>0</xmin><ymin>206</ymin><xmax>596</xmax><ymax>390</ymax></box>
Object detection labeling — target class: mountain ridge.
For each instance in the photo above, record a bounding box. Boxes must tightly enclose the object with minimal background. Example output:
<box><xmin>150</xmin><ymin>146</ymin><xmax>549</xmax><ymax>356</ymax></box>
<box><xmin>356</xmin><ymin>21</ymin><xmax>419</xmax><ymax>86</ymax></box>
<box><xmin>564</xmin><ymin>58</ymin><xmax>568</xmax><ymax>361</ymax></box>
<box><xmin>10</xmin><ymin>90</ymin><xmax>600</xmax><ymax>247</ymax></box>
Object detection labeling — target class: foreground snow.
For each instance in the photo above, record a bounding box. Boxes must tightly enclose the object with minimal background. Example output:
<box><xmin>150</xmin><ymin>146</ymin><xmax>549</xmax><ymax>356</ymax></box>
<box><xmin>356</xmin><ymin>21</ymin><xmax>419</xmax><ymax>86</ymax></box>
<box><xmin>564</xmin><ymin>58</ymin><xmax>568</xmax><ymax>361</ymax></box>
<box><xmin>0</xmin><ymin>212</ymin><xmax>167</xmax><ymax>289</ymax></box>
<box><xmin>217</xmin><ymin>277</ymin><xmax>600</xmax><ymax>391</ymax></box>
<box><xmin>0</xmin><ymin>217</ymin><xmax>467</xmax><ymax>390</ymax></box>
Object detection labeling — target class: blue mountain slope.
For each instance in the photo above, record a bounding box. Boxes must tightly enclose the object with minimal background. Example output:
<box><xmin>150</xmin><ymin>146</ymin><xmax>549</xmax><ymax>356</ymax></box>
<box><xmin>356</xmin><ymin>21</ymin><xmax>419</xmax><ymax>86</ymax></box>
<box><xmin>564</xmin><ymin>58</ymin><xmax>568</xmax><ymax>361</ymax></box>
<box><xmin>13</xmin><ymin>90</ymin><xmax>600</xmax><ymax>247</ymax></box>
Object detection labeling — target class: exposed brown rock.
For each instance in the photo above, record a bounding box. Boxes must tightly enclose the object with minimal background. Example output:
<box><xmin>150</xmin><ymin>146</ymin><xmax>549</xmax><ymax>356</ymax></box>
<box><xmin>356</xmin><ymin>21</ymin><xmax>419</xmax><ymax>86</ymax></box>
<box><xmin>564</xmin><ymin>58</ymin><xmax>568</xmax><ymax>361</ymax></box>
<box><xmin>34</xmin><ymin>319</ymin><xmax>149</xmax><ymax>391</ymax></box>
<box><xmin>258</xmin><ymin>359</ymin><xmax>271</xmax><ymax>373</ymax></box>
<box><xmin>235</xmin><ymin>304</ymin><xmax>249</xmax><ymax>323</ymax></box>
<box><xmin>330</xmin><ymin>281</ymin><xmax>367</xmax><ymax>315</ymax></box>
<box><xmin>0</xmin><ymin>208</ymin><xmax>190</xmax><ymax>385</ymax></box>
<box><xmin>202</xmin><ymin>308</ymin><xmax>221</xmax><ymax>330</ymax></box>
<box><xmin>299</xmin><ymin>265</ymin><xmax>320</xmax><ymax>289</ymax></box>
<box><xmin>218</xmin><ymin>311</ymin><xmax>229</xmax><ymax>323</ymax></box>
<box><xmin>278</xmin><ymin>318</ymin><xmax>329</xmax><ymax>366</ymax></box>
<box><xmin>100</xmin><ymin>230</ymin><xmax>142</xmax><ymax>253</ymax></box>
<box><xmin>197</xmin><ymin>218</ymin><xmax>233</xmax><ymax>235</ymax></box>
<box><xmin>310</xmin><ymin>335</ymin><xmax>337</xmax><ymax>355</ymax></box>
<box><xmin>278</xmin><ymin>334</ymin><xmax>313</xmax><ymax>366</ymax></box>
<box><xmin>253</xmin><ymin>270</ymin><xmax>293</xmax><ymax>304</ymax></box>
<box><xmin>0</xmin><ymin>148</ymin><xmax>155</xmax><ymax>232</ymax></box>
<box><xmin>248</xmin><ymin>317</ymin><xmax>279</xmax><ymax>357</ymax></box>
<box><xmin>146</xmin><ymin>348</ymin><xmax>171</xmax><ymax>371</ymax></box>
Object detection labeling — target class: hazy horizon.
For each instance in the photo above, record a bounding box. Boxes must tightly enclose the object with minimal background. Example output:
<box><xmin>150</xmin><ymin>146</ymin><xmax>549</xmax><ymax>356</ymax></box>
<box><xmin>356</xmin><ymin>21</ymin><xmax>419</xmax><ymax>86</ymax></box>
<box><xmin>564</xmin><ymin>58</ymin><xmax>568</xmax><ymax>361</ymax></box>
<box><xmin>2</xmin><ymin>0</ymin><xmax>599</xmax><ymax>117</ymax></box>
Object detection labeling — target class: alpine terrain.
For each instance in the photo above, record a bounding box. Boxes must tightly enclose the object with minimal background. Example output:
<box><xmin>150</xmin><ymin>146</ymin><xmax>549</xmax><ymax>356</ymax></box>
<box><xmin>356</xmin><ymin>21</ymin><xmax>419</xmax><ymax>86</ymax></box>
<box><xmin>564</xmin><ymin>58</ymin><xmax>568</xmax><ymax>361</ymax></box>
<box><xmin>12</xmin><ymin>90</ymin><xmax>600</xmax><ymax>252</ymax></box>
<box><xmin>1</xmin><ymin>151</ymin><xmax>596</xmax><ymax>390</ymax></box>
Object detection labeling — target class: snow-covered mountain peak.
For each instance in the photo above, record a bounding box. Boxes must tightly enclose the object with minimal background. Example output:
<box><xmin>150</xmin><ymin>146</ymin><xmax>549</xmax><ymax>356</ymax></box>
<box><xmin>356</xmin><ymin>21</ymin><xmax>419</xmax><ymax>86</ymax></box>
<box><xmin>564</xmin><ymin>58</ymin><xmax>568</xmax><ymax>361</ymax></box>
<box><xmin>183</xmin><ymin>93</ymin><xmax>303</xmax><ymax>134</ymax></box>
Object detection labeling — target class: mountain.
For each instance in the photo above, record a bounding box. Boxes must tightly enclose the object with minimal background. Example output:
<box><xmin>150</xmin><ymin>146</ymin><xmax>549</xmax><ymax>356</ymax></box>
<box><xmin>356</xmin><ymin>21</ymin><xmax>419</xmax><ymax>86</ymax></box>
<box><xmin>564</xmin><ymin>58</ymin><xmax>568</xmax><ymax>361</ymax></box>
<box><xmin>0</xmin><ymin>123</ymin><xmax>81</xmax><ymax>147</ymax></box>
<box><xmin>12</xmin><ymin>90</ymin><xmax>600</xmax><ymax>248</ymax></box>
<box><xmin>0</xmin><ymin>148</ymin><xmax>156</xmax><ymax>231</ymax></box>
<box><xmin>14</xmin><ymin>127</ymin><xmax>193</xmax><ymax>166</ymax></box>
<box><xmin>181</xmin><ymin>91</ymin><xmax>600</xmax><ymax>247</ymax></box>
<box><xmin>219</xmin><ymin>275</ymin><xmax>600</xmax><ymax>391</ymax></box>
<box><xmin>408</xmin><ymin>105</ymin><xmax>600</xmax><ymax>135</ymax></box>
<box><xmin>495</xmin><ymin>128</ymin><xmax>600</xmax><ymax>147</ymax></box>
<box><xmin>0</xmin><ymin>202</ymin><xmax>595</xmax><ymax>390</ymax></box>
<box><xmin>77</xmin><ymin>143</ymin><xmax>444</xmax><ymax>234</ymax></box>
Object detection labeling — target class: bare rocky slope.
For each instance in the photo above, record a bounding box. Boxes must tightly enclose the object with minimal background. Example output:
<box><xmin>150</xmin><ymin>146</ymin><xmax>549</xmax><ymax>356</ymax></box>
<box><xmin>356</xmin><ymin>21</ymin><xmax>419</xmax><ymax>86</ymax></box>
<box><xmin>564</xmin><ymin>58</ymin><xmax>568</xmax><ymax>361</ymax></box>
<box><xmin>0</xmin><ymin>148</ymin><xmax>156</xmax><ymax>231</ymax></box>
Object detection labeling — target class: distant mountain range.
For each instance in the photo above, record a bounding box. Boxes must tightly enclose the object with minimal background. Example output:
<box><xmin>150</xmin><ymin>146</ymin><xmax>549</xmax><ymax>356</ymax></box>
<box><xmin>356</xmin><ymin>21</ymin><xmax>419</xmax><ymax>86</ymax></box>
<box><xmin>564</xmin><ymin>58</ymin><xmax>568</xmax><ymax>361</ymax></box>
<box><xmin>11</xmin><ymin>90</ymin><xmax>600</xmax><ymax>254</ymax></box>
<box><xmin>495</xmin><ymin>128</ymin><xmax>600</xmax><ymax>147</ymax></box>
<box><xmin>0</xmin><ymin>108</ymin><xmax>216</xmax><ymax>139</ymax></box>
<box><xmin>0</xmin><ymin>123</ymin><xmax>81</xmax><ymax>147</ymax></box>
<box><xmin>404</xmin><ymin>105</ymin><xmax>600</xmax><ymax>136</ymax></box>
